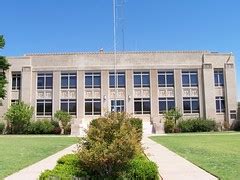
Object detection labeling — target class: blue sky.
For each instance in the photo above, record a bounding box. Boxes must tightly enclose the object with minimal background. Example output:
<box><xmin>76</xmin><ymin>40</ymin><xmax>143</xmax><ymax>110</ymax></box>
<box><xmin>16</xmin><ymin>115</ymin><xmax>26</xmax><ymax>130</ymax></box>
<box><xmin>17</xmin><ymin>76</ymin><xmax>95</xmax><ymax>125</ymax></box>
<box><xmin>1</xmin><ymin>0</ymin><xmax>239</xmax><ymax>100</ymax></box>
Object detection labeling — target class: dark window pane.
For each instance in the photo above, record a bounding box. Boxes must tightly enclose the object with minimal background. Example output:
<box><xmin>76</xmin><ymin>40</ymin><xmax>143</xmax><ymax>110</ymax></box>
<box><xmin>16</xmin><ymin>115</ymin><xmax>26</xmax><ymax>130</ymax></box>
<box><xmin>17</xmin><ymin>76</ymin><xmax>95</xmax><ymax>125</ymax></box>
<box><xmin>214</xmin><ymin>74</ymin><xmax>218</xmax><ymax>86</ymax></box>
<box><xmin>46</xmin><ymin>77</ymin><xmax>53</xmax><ymax>89</ymax></box>
<box><xmin>134</xmin><ymin>101</ymin><xmax>142</xmax><ymax>113</ymax></box>
<box><xmin>168</xmin><ymin>100</ymin><xmax>175</xmax><ymax>110</ymax></box>
<box><xmin>85</xmin><ymin>102</ymin><xmax>92</xmax><ymax>114</ymax></box>
<box><xmin>167</xmin><ymin>75</ymin><xmax>174</xmax><ymax>87</ymax></box>
<box><xmin>12</xmin><ymin>78</ymin><xmax>16</xmax><ymax>90</ymax></box>
<box><xmin>37</xmin><ymin>77</ymin><xmax>44</xmax><ymax>89</ymax></box>
<box><xmin>37</xmin><ymin>102</ymin><xmax>44</xmax><ymax>115</ymax></box>
<box><xmin>118</xmin><ymin>75</ymin><xmax>125</xmax><ymax>87</ymax></box>
<box><xmin>142</xmin><ymin>75</ymin><xmax>150</xmax><ymax>87</ymax></box>
<box><xmin>69</xmin><ymin>102</ymin><xmax>76</xmax><ymax>115</ymax></box>
<box><xmin>158</xmin><ymin>75</ymin><xmax>165</xmax><ymax>87</ymax></box>
<box><xmin>221</xmin><ymin>100</ymin><xmax>225</xmax><ymax>112</ymax></box>
<box><xmin>61</xmin><ymin>77</ymin><xmax>68</xmax><ymax>89</ymax></box>
<box><xmin>192</xmin><ymin>100</ymin><xmax>199</xmax><ymax>112</ymax></box>
<box><xmin>61</xmin><ymin>102</ymin><xmax>68</xmax><ymax>112</ymax></box>
<box><xmin>159</xmin><ymin>101</ymin><xmax>166</xmax><ymax>113</ymax></box>
<box><xmin>85</xmin><ymin>76</ymin><xmax>92</xmax><ymax>88</ymax></box>
<box><xmin>17</xmin><ymin>77</ymin><xmax>21</xmax><ymax>89</ymax></box>
<box><xmin>191</xmin><ymin>74</ymin><xmax>198</xmax><ymax>86</ymax></box>
<box><xmin>45</xmin><ymin>102</ymin><xmax>52</xmax><ymax>115</ymax></box>
<box><xmin>182</xmin><ymin>75</ymin><xmax>189</xmax><ymax>86</ymax></box>
<box><xmin>134</xmin><ymin>75</ymin><xmax>141</xmax><ymax>87</ymax></box>
<box><xmin>94</xmin><ymin>76</ymin><xmax>101</xmax><ymax>87</ymax></box>
<box><xmin>183</xmin><ymin>100</ymin><xmax>191</xmax><ymax>112</ymax></box>
<box><xmin>110</xmin><ymin>75</ymin><xmax>115</xmax><ymax>87</ymax></box>
<box><xmin>143</xmin><ymin>101</ymin><xmax>150</xmax><ymax>113</ymax></box>
<box><xmin>94</xmin><ymin>101</ymin><xmax>101</xmax><ymax>114</ymax></box>
<box><xmin>70</xmin><ymin>76</ymin><xmax>77</xmax><ymax>88</ymax></box>
<box><xmin>216</xmin><ymin>100</ymin><xmax>220</xmax><ymax>112</ymax></box>
<box><xmin>219</xmin><ymin>74</ymin><xmax>224</xmax><ymax>86</ymax></box>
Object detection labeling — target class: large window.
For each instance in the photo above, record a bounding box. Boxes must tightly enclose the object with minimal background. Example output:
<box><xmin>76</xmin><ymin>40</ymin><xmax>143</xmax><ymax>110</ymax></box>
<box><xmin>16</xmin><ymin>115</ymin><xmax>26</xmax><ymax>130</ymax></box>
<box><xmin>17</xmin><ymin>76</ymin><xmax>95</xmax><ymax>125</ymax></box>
<box><xmin>182</xmin><ymin>71</ymin><xmax>198</xmax><ymax>87</ymax></box>
<box><xmin>12</xmin><ymin>73</ymin><xmax>21</xmax><ymax>90</ymax></box>
<box><xmin>159</xmin><ymin>98</ymin><xmax>175</xmax><ymax>114</ymax></box>
<box><xmin>111</xmin><ymin>100</ymin><xmax>124</xmax><ymax>112</ymax></box>
<box><xmin>37</xmin><ymin>100</ymin><xmax>52</xmax><ymax>116</ymax></box>
<box><xmin>134</xmin><ymin>72</ymin><xmax>150</xmax><ymax>88</ymax></box>
<box><xmin>158</xmin><ymin>71</ymin><xmax>174</xmax><ymax>87</ymax></box>
<box><xmin>183</xmin><ymin>97</ymin><xmax>199</xmax><ymax>113</ymax></box>
<box><xmin>214</xmin><ymin>69</ymin><xmax>224</xmax><ymax>87</ymax></box>
<box><xmin>37</xmin><ymin>73</ymin><xmax>53</xmax><ymax>89</ymax></box>
<box><xmin>85</xmin><ymin>73</ymin><xmax>101</xmax><ymax>88</ymax></box>
<box><xmin>134</xmin><ymin>98</ymin><xmax>151</xmax><ymax>114</ymax></box>
<box><xmin>61</xmin><ymin>99</ymin><xmax>77</xmax><ymax>115</ymax></box>
<box><xmin>85</xmin><ymin>99</ymin><xmax>101</xmax><ymax>115</ymax></box>
<box><xmin>61</xmin><ymin>73</ymin><xmax>77</xmax><ymax>89</ymax></box>
<box><xmin>216</xmin><ymin>96</ymin><xmax>225</xmax><ymax>113</ymax></box>
<box><xmin>109</xmin><ymin>72</ymin><xmax>125</xmax><ymax>88</ymax></box>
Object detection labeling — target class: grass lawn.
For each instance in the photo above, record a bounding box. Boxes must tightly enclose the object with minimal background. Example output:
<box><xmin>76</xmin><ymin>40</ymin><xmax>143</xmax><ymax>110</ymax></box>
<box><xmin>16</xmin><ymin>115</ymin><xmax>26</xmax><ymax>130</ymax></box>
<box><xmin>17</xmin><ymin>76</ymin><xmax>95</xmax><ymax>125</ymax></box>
<box><xmin>0</xmin><ymin>135</ymin><xmax>78</xmax><ymax>179</ymax></box>
<box><xmin>150</xmin><ymin>132</ymin><xmax>240</xmax><ymax>180</ymax></box>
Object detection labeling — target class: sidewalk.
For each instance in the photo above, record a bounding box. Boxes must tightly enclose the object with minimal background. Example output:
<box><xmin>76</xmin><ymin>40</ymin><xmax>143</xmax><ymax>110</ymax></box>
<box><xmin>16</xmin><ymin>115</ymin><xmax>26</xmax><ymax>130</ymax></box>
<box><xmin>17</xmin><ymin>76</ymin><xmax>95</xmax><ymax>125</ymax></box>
<box><xmin>5</xmin><ymin>144</ymin><xmax>77</xmax><ymax>180</ymax></box>
<box><xmin>142</xmin><ymin>136</ymin><xmax>218</xmax><ymax>180</ymax></box>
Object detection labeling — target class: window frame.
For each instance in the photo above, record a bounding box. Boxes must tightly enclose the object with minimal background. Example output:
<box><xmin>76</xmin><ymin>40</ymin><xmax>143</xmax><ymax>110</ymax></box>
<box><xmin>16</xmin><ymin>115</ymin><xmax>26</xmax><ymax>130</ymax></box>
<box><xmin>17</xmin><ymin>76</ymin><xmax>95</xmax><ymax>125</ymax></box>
<box><xmin>61</xmin><ymin>73</ymin><xmax>77</xmax><ymax>89</ymax></box>
<box><xmin>85</xmin><ymin>99</ymin><xmax>101</xmax><ymax>115</ymax></box>
<box><xmin>159</xmin><ymin>97</ymin><xmax>175</xmax><ymax>114</ymax></box>
<box><xmin>214</xmin><ymin>69</ymin><xmax>224</xmax><ymax>87</ymax></box>
<box><xmin>183</xmin><ymin>97</ymin><xmax>199</xmax><ymax>114</ymax></box>
<box><xmin>134</xmin><ymin>72</ymin><xmax>150</xmax><ymax>88</ymax></box>
<box><xmin>85</xmin><ymin>72</ymin><xmax>101</xmax><ymax>88</ymax></box>
<box><xmin>134</xmin><ymin>98</ymin><xmax>151</xmax><ymax>114</ymax></box>
<box><xmin>37</xmin><ymin>73</ymin><xmax>53</xmax><ymax>90</ymax></box>
<box><xmin>111</xmin><ymin>100</ymin><xmax>125</xmax><ymax>112</ymax></box>
<box><xmin>215</xmin><ymin>96</ymin><xmax>225</xmax><ymax>113</ymax></box>
<box><xmin>12</xmin><ymin>73</ymin><xmax>21</xmax><ymax>90</ymax></box>
<box><xmin>182</xmin><ymin>71</ymin><xmax>198</xmax><ymax>87</ymax></box>
<box><xmin>36</xmin><ymin>99</ymin><xmax>52</xmax><ymax>116</ymax></box>
<box><xmin>109</xmin><ymin>72</ymin><xmax>125</xmax><ymax>88</ymax></box>
<box><xmin>60</xmin><ymin>99</ymin><xmax>77</xmax><ymax>115</ymax></box>
<box><xmin>158</xmin><ymin>71</ymin><xmax>174</xmax><ymax>87</ymax></box>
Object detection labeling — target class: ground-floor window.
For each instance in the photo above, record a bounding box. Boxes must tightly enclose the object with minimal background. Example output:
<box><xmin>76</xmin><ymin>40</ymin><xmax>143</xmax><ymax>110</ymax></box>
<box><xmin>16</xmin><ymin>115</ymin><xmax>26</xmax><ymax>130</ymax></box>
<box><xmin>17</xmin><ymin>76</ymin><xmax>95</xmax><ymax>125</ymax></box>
<box><xmin>216</xmin><ymin>96</ymin><xmax>225</xmax><ymax>113</ymax></box>
<box><xmin>111</xmin><ymin>100</ymin><xmax>124</xmax><ymax>112</ymax></box>
<box><xmin>85</xmin><ymin>99</ymin><xmax>101</xmax><ymax>115</ymax></box>
<box><xmin>37</xmin><ymin>99</ymin><xmax>52</xmax><ymax>116</ymax></box>
<box><xmin>183</xmin><ymin>97</ymin><xmax>199</xmax><ymax>113</ymax></box>
<box><xmin>61</xmin><ymin>99</ymin><xmax>77</xmax><ymax>115</ymax></box>
<box><xmin>159</xmin><ymin>97</ymin><xmax>175</xmax><ymax>114</ymax></box>
<box><xmin>134</xmin><ymin>98</ymin><xmax>151</xmax><ymax>114</ymax></box>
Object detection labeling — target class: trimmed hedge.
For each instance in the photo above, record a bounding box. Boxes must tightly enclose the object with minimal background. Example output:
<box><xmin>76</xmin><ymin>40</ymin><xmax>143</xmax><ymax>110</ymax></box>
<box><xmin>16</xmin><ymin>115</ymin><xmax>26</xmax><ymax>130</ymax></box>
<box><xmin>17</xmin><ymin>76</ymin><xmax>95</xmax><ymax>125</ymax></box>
<box><xmin>28</xmin><ymin>119</ymin><xmax>61</xmax><ymax>134</ymax></box>
<box><xmin>177</xmin><ymin>118</ymin><xmax>217</xmax><ymax>132</ymax></box>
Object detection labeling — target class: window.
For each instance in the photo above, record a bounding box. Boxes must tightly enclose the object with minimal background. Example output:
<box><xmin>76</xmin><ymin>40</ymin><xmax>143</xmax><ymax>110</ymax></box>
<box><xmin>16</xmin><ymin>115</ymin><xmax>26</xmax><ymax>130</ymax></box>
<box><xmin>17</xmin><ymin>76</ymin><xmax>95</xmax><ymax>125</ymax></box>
<box><xmin>230</xmin><ymin>110</ymin><xmax>237</xmax><ymax>120</ymax></box>
<box><xmin>134</xmin><ymin>72</ymin><xmax>150</xmax><ymax>88</ymax></box>
<box><xmin>182</xmin><ymin>71</ymin><xmax>198</xmax><ymax>87</ymax></box>
<box><xmin>183</xmin><ymin>97</ymin><xmax>199</xmax><ymax>113</ymax></box>
<box><xmin>37</xmin><ymin>73</ymin><xmax>53</xmax><ymax>89</ymax></box>
<box><xmin>85</xmin><ymin>73</ymin><xmax>101</xmax><ymax>88</ymax></box>
<box><xmin>61</xmin><ymin>99</ymin><xmax>77</xmax><ymax>115</ymax></box>
<box><xmin>85</xmin><ymin>99</ymin><xmax>101</xmax><ymax>115</ymax></box>
<box><xmin>214</xmin><ymin>69</ymin><xmax>224</xmax><ymax>86</ymax></box>
<box><xmin>216</xmin><ymin>96</ymin><xmax>225</xmax><ymax>113</ymax></box>
<box><xmin>109</xmin><ymin>72</ymin><xmax>125</xmax><ymax>88</ymax></box>
<box><xmin>134</xmin><ymin>98</ymin><xmax>151</xmax><ymax>114</ymax></box>
<box><xmin>37</xmin><ymin>100</ymin><xmax>52</xmax><ymax>116</ymax></box>
<box><xmin>11</xmin><ymin>100</ymin><xmax>19</xmax><ymax>105</ymax></box>
<box><xmin>111</xmin><ymin>100</ymin><xmax>124</xmax><ymax>112</ymax></box>
<box><xmin>159</xmin><ymin>98</ymin><xmax>175</xmax><ymax>114</ymax></box>
<box><xmin>61</xmin><ymin>73</ymin><xmax>77</xmax><ymax>89</ymax></box>
<box><xmin>12</xmin><ymin>73</ymin><xmax>21</xmax><ymax>90</ymax></box>
<box><xmin>158</xmin><ymin>71</ymin><xmax>174</xmax><ymax>87</ymax></box>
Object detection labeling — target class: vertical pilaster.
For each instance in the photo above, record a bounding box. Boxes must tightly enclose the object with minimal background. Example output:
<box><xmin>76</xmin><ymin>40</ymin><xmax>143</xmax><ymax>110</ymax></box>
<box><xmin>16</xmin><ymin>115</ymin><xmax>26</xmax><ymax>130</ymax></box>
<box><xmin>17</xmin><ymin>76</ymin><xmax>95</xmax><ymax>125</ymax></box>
<box><xmin>77</xmin><ymin>71</ymin><xmax>84</xmax><ymax>123</ymax></box>
<box><xmin>174</xmin><ymin>69</ymin><xmax>183</xmax><ymax>113</ymax></box>
<box><xmin>126</xmin><ymin>69</ymin><xmax>133</xmax><ymax>114</ymax></box>
<box><xmin>21</xmin><ymin>66</ymin><xmax>32</xmax><ymax>105</ymax></box>
<box><xmin>101</xmin><ymin>70</ymin><xmax>109</xmax><ymax>115</ymax></box>
<box><xmin>31</xmin><ymin>72</ymin><xmax>37</xmax><ymax>118</ymax></box>
<box><xmin>198</xmin><ymin>69</ymin><xmax>204</xmax><ymax>118</ymax></box>
<box><xmin>150</xmin><ymin>69</ymin><xmax>158</xmax><ymax>122</ymax></box>
<box><xmin>53</xmin><ymin>71</ymin><xmax>60</xmax><ymax>116</ymax></box>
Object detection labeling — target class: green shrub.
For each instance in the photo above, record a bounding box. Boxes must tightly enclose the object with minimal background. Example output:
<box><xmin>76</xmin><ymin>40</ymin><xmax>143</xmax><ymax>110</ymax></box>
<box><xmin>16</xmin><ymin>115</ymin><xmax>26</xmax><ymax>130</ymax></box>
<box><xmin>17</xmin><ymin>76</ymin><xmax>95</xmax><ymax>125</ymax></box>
<box><xmin>231</xmin><ymin>120</ymin><xmax>240</xmax><ymax>131</ymax></box>
<box><xmin>78</xmin><ymin>112</ymin><xmax>142</xmax><ymax>177</ymax></box>
<box><xmin>129</xmin><ymin>117</ymin><xmax>143</xmax><ymax>141</ymax></box>
<box><xmin>122</xmin><ymin>154</ymin><xmax>159</xmax><ymax>179</ymax></box>
<box><xmin>0</xmin><ymin>122</ymin><xmax>5</xmax><ymax>134</ymax></box>
<box><xmin>40</xmin><ymin>154</ymin><xmax>88</xmax><ymax>179</ymax></box>
<box><xmin>51</xmin><ymin>120</ymin><xmax>62</xmax><ymax>134</ymax></box>
<box><xmin>177</xmin><ymin>118</ymin><xmax>217</xmax><ymax>132</ymax></box>
<box><xmin>28</xmin><ymin>119</ymin><xmax>55</xmax><ymax>134</ymax></box>
<box><xmin>54</xmin><ymin>110</ymin><xmax>71</xmax><ymax>134</ymax></box>
<box><xmin>5</xmin><ymin>101</ymin><xmax>34</xmax><ymax>134</ymax></box>
<box><xmin>164</xmin><ymin>119</ymin><xmax>175</xmax><ymax>133</ymax></box>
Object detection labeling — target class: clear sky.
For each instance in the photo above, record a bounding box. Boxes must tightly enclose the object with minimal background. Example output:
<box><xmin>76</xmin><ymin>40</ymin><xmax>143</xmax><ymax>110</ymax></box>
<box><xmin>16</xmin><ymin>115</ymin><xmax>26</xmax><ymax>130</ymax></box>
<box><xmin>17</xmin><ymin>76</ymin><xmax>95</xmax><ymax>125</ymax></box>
<box><xmin>1</xmin><ymin>0</ymin><xmax>239</xmax><ymax>100</ymax></box>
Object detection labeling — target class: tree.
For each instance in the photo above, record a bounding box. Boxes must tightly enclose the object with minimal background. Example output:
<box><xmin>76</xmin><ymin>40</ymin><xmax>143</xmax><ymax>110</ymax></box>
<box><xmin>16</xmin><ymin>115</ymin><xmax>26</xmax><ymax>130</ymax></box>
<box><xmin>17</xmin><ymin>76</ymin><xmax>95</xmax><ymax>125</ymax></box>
<box><xmin>54</xmin><ymin>110</ymin><xmax>71</xmax><ymax>134</ymax></box>
<box><xmin>0</xmin><ymin>35</ymin><xmax>10</xmax><ymax>99</ymax></box>
<box><xmin>163</xmin><ymin>108</ymin><xmax>182</xmax><ymax>133</ymax></box>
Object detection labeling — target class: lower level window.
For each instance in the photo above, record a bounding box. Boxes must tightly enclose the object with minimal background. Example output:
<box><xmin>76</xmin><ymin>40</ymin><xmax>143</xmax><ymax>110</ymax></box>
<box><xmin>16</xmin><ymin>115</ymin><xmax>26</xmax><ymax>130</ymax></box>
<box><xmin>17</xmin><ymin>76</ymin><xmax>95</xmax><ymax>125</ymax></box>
<box><xmin>159</xmin><ymin>98</ymin><xmax>175</xmax><ymax>114</ymax></box>
<box><xmin>37</xmin><ymin>99</ymin><xmax>52</xmax><ymax>116</ymax></box>
<box><xmin>183</xmin><ymin>97</ymin><xmax>199</xmax><ymax>113</ymax></box>
<box><xmin>111</xmin><ymin>100</ymin><xmax>124</xmax><ymax>112</ymax></box>
<box><xmin>216</xmin><ymin>97</ymin><xmax>225</xmax><ymax>113</ymax></box>
<box><xmin>11</xmin><ymin>100</ymin><xmax>19</xmax><ymax>105</ymax></box>
<box><xmin>61</xmin><ymin>99</ymin><xmax>77</xmax><ymax>115</ymax></box>
<box><xmin>85</xmin><ymin>99</ymin><xmax>101</xmax><ymax>115</ymax></box>
<box><xmin>134</xmin><ymin>98</ymin><xmax>151</xmax><ymax>114</ymax></box>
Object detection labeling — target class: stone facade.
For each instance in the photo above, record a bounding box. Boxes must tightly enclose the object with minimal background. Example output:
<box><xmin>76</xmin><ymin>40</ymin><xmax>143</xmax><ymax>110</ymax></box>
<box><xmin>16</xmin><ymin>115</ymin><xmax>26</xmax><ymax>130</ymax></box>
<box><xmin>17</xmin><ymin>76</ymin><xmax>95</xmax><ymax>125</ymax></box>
<box><xmin>0</xmin><ymin>51</ymin><xmax>237</xmax><ymax>134</ymax></box>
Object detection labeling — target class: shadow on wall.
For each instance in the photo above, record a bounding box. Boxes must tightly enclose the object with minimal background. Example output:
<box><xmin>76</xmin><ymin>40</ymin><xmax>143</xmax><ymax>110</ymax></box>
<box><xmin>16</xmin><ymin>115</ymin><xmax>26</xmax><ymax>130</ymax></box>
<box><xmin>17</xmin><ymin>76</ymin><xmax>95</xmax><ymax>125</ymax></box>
<box><xmin>238</xmin><ymin>102</ymin><xmax>240</xmax><ymax>121</ymax></box>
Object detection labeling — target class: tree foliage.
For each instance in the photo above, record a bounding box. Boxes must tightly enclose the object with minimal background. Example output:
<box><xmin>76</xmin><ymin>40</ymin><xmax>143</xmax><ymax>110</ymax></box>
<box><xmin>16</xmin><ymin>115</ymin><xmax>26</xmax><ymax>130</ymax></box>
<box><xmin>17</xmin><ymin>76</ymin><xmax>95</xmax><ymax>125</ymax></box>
<box><xmin>5</xmin><ymin>101</ymin><xmax>34</xmax><ymax>134</ymax></box>
<box><xmin>54</xmin><ymin>110</ymin><xmax>72</xmax><ymax>134</ymax></box>
<box><xmin>0</xmin><ymin>35</ymin><xmax>10</xmax><ymax>99</ymax></box>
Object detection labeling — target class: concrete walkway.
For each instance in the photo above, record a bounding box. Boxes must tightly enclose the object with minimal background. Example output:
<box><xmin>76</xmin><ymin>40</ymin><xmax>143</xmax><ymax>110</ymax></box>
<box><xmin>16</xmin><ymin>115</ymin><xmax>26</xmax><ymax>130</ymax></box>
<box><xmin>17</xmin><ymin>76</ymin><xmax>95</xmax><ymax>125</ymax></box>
<box><xmin>142</xmin><ymin>136</ymin><xmax>218</xmax><ymax>180</ymax></box>
<box><xmin>5</xmin><ymin>144</ymin><xmax>77</xmax><ymax>180</ymax></box>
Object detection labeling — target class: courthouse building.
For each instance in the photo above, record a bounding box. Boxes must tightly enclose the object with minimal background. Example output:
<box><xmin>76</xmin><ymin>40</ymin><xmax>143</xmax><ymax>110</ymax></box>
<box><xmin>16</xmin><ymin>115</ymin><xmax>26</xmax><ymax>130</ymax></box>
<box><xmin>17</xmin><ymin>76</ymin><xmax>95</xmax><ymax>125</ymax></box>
<box><xmin>0</xmin><ymin>51</ymin><xmax>237</xmax><ymax>134</ymax></box>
